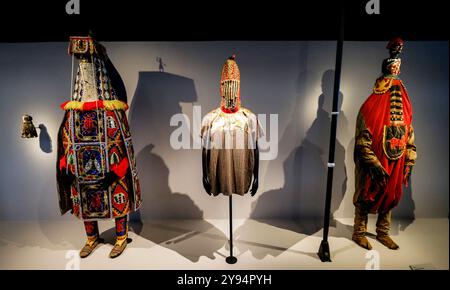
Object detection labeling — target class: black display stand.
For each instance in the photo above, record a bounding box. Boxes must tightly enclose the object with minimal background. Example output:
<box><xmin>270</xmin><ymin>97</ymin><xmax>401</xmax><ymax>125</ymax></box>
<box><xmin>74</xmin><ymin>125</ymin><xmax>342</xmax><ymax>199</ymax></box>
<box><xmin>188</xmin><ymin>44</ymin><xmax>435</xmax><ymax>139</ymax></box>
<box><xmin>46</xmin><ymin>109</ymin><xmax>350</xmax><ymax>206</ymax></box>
<box><xmin>225</xmin><ymin>195</ymin><xmax>237</xmax><ymax>264</ymax></box>
<box><xmin>317</xmin><ymin>2</ymin><xmax>344</xmax><ymax>263</ymax></box>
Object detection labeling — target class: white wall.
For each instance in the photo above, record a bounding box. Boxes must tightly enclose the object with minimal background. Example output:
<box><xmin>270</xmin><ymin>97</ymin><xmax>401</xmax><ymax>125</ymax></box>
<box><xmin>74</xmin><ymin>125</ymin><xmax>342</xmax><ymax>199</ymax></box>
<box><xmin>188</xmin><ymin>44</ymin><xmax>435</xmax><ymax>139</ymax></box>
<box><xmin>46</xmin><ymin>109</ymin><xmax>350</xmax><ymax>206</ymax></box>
<box><xmin>0</xmin><ymin>41</ymin><xmax>447</xmax><ymax>221</ymax></box>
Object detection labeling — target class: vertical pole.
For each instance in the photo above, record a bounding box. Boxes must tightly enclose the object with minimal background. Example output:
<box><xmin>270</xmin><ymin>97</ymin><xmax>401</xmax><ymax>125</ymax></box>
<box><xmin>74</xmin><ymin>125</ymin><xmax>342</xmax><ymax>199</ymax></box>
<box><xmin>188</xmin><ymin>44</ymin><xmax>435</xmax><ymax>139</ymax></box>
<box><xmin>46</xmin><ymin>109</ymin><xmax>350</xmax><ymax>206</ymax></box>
<box><xmin>318</xmin><ymin>0</ymin><xmax>345</xmax><ymax>263</ymax></box>
<box><xmin>225</xmin><ymin>195</ymin><xmax>237</xmax><ymax>264</ymax></box>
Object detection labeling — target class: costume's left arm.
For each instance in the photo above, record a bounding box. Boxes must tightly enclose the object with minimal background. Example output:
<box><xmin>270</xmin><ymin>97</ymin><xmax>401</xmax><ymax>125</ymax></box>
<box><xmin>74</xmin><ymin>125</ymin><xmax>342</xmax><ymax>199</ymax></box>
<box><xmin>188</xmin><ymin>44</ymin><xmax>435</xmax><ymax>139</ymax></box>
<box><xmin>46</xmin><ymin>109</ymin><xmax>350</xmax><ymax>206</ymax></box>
<box><xmin>250</xmin><ymin>115</ymin><xmax>262</xmax><ymax>196</ymax></box>
<box><xmin>403</xmin><ymin>125</ymin><xmax>417</xmax><ymax>184</ymax></box>
<box><xmin>56</xmin><ymin>112</ymin><xmax>72</xmax><ymax>215</ymax></box>
<box><xmin>250</xmin><ymin>141</ymin><xmax>259</xmax><ymax>196</ymax></box>
<box><xmin>405</xmin><ymin>125</ymin><xmax>417</xmax><ymax>167</ymax></box>
<box><xmin>201</xmin><ymin>117</ymin><xmax>212</xmax><ymax>195</ymax></box>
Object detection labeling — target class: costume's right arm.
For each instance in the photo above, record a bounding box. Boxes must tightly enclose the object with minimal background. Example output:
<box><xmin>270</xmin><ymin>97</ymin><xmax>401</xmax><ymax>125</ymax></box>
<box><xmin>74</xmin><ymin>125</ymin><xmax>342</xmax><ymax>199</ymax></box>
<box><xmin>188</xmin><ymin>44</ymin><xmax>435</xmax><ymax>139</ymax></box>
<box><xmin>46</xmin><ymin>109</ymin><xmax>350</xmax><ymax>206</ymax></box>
<box><xmin>354</xmin><ymin>113</ymin><xmax>382</xmax><ymax>168</ymax></box>
<box><xmin>201</xmin><ymin>120</ymin><xmax>212</xmax><ymax>195</ymax></box>
<box><xmin>405</xmin><ymin>125</ymin><xmax>417</xmax><ymax>167</ymax></box>
<box><xmin>354</xmin><ymin>113</ymin><xmax>389</xmax><ymax>186</ymax></box>
<box><xmin>56</xmin><ymin>111</ymin><xmax>73</xmax><ymax>215</ymax></box>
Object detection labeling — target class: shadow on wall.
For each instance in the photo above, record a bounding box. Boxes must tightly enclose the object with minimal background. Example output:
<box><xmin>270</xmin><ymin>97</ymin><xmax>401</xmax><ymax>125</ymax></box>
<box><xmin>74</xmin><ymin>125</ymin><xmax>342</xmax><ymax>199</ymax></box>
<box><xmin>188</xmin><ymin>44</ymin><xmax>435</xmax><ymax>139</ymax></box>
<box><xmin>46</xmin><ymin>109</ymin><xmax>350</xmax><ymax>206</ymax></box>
<box><xmin>105</xmin><ymin>57</ymin><xmax>128</xmax><ymax>103</ymax></box>
<box><xmin>127</xmin><ymin>71</ymin><xmax>226</xmax><ymax>261</ymax></box>
<box><xmin>128</xmin><ymin>71</ymin><xmax>201</xmax><ymax>220</ymax></box>
<box><xmin>128</xmin><ymin>71</ymin><xmax>197</xmax><ymax>151</ymax></box>
<box><xmin>132</xmin><ymin>144</ymin><xmax>203</xmax><ymax>220</ymax></box>
<box><xmin>391</xmin><ymin>179</ymin><xmax>415</xmax><ymax>234</ymax></box>
<box><xmin>236</xmin><ymin>70</ymin><xmax>350</xmax><ymax>259</ymax></box>
<box><xmin>38</xmin><ymin>124</ymin><xmax>52</xmax><ymax>153</ymax></box>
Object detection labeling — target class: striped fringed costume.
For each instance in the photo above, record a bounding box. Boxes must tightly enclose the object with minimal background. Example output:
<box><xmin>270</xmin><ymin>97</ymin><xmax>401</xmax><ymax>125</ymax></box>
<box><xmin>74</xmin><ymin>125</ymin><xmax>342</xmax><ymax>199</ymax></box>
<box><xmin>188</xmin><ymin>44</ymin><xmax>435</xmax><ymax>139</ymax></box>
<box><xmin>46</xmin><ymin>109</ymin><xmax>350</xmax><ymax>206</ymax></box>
<box><xmin>56</xmin><ymin>36</ymin><xmax>141</xmax><ymax>258</ymax></box>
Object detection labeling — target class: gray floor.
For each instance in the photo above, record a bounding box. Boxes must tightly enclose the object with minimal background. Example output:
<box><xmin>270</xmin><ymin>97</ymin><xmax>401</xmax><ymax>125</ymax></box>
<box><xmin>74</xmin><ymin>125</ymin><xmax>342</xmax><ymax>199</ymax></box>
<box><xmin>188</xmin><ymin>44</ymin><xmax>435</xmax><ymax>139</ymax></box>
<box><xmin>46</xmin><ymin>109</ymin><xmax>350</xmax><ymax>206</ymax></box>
<box><xmin>0</xmin><ymin>218</ymin><xmax>447</xmax><ymax>270</ymax></box>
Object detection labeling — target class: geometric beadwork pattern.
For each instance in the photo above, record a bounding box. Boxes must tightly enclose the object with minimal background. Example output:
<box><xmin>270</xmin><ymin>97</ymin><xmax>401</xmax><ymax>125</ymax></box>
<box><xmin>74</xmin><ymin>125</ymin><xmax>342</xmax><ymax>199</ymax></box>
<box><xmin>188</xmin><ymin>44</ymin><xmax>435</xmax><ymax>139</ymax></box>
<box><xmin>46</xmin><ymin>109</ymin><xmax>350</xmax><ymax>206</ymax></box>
<box><xmin>111</xmin><ymin>179</ymin><xmax>130</xmax><ymax>217</ymax></box>
<box><xmin>80</xmin><ymin>183</ymin><xmax>110</xmax><ymax>219</ymax></box>
<box><xmin>57</xmin><ymin>53</ymin><xmax>142</xmax><ymax>221</ymax></box>
<box><xmin>77</xmin><ymin>145</ymin><xmax>106</xmax><ymax>181</ymax></box>
<box><xmin>74</xmin><ymin>110</ymin><xmax>104</xmax><ymax>143</ymax></box>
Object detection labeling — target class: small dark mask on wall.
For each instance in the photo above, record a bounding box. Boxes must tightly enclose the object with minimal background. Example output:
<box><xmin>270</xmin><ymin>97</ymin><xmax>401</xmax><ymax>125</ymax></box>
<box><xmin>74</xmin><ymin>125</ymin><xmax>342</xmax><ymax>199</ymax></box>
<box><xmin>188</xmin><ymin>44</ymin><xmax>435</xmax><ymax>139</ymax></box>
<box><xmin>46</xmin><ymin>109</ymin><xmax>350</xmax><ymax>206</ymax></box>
<box><xmin>21</xmin><ymin>114</ymin><xmax>38</xmax><ymax>138</ymax></box>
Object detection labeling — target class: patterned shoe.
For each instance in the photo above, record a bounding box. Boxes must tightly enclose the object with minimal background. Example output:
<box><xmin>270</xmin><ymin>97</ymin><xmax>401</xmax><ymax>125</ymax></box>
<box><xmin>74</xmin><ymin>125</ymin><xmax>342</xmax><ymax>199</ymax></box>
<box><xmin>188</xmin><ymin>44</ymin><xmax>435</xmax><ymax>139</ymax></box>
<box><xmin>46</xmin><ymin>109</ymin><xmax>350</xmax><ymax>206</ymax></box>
<box><xmin>376</xmin><ymin>234</ymin><xmax>399</xmax><ymax>250</ymax></box>
<box><xmin>352</xmin><ymin>235</ymin><xmax>373</xmax><ymax>250</ymax></box>
<box><xmin>109</xmin><ymin>239</ymin><xmax>128</xmax><ymax>259</ymax></box>
<box><xmin>79</xmin><ymin>238</ymin><xmax>103</xmax><ymax>258</ymax></box>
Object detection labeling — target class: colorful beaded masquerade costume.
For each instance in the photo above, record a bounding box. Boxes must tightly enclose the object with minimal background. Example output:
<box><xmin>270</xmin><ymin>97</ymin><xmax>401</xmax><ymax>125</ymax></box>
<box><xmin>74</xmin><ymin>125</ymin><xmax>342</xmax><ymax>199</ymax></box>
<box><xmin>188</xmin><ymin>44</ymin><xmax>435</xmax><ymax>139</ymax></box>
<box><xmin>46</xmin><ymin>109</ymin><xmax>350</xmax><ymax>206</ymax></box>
<box><xmin>56</xmin><ymin>36</ymin><xmax>141</xmax><ymax>258</ymax></box>
<box><xmin>57</xmin><ymin>36</ymin><xmax>141</xmax><ymax>221</ymax></box>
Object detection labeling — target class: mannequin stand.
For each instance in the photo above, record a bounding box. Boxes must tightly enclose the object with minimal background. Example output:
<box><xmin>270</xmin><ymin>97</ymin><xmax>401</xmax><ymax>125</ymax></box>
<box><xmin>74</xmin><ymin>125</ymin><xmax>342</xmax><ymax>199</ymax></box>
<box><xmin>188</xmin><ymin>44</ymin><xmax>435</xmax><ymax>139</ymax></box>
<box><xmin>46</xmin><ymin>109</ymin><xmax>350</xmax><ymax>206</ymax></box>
<box><xmin>225</xmin><ymin>195</ymin><xmax>237</xmax><ymax>264</ymax></box>
<box><xmin>317</xmin><ymin>0</ymin><xmax>344</xmax><ymax>263</ymax></box>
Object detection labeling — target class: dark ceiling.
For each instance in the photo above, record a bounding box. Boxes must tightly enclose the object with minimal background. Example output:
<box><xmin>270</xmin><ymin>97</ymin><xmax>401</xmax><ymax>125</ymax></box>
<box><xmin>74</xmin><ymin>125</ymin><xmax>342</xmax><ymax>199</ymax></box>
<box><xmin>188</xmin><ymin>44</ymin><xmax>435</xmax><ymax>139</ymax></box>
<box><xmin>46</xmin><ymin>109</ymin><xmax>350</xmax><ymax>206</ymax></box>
<box><xmin>0</xmin><ymin>0</ymin><xmax>447</xmax><ymax>42</ymax></box>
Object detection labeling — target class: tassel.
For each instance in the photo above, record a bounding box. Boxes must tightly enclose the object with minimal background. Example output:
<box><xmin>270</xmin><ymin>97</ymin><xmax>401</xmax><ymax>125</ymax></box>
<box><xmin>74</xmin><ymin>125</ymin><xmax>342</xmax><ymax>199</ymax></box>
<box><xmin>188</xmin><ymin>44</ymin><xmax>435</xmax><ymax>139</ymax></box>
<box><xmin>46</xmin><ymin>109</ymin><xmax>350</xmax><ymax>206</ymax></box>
<box><xmin>59</xmin><ymin>156</ymin><xmax>67</xmax><ymax>171</ymax></box>
<box><xmin>111</xmin><ymin>157</ymin><xmax>129</xmax><ymax>178</ymax></box>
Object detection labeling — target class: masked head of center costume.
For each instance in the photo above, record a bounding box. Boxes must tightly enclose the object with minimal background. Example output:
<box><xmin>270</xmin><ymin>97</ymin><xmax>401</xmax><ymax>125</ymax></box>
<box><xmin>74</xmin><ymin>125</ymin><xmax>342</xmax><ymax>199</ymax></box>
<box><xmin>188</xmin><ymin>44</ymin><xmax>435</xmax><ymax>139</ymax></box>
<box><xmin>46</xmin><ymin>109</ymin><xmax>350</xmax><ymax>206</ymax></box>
<box><xmin>220</xmin><ymin>55</ymin><xmax>241</xmax><ymax>113</ymax></box>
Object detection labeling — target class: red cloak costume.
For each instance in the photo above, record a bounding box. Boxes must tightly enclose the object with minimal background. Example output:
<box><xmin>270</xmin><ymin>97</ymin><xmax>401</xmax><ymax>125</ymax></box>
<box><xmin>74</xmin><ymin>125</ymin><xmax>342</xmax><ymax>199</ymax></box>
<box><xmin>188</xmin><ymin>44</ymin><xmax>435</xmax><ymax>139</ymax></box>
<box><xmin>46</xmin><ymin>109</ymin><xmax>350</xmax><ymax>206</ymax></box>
<box><xmin>353</xmin><ymin>49</ymin><xmax>417</xmax><ymax>214</ymax></box>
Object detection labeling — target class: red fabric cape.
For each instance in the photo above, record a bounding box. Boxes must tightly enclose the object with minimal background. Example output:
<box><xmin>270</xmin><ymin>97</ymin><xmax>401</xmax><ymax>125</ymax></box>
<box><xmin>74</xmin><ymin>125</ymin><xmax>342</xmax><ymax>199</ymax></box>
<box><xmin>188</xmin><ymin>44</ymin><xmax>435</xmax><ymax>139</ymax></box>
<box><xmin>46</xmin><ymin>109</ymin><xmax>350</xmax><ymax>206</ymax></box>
<box><xmin>359</xmin><ymin>78</ymin><xmax>413</xmax><ymax>213</ymax></box>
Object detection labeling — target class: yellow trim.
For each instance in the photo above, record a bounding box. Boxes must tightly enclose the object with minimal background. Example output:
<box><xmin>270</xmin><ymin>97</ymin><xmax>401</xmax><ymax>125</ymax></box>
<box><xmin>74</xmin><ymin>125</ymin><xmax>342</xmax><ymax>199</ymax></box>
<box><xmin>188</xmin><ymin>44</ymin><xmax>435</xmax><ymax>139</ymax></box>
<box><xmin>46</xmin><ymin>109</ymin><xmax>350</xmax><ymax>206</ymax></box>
<box><xmin>63</xmin><ymin>101</ymin><xmax>84</xmax><ymax>110</ymax></box>
<box><xmin>373</xmin><ymin>77</ymin><xmax>393</xmax><ymax>94</ymax></box>
<box><xmin>62</xmin><ymin>100</ymin><xmax>128</xmax><ymax>111</ymax></box>
<box><xmin>103</xmin><ymin>100</ymin><xmax>128</xmax><ymax>110</ymax></box>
